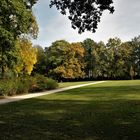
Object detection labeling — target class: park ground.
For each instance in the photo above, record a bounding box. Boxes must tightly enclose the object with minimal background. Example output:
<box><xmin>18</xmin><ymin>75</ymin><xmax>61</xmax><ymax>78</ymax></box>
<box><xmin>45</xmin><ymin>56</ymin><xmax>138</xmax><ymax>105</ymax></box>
<box><xmin>0</xmin><ymin>80</ymin><xmax>140</xmax><ymax>140</ymax></box>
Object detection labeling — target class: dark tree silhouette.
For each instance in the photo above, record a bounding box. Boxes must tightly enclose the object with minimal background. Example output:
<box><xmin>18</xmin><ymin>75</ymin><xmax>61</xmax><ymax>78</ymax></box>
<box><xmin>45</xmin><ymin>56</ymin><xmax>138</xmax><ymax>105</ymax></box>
<box><xmin>50</xmin><ymin>0</ymin><xmax>114</xmax><ymax>33</ymax></box>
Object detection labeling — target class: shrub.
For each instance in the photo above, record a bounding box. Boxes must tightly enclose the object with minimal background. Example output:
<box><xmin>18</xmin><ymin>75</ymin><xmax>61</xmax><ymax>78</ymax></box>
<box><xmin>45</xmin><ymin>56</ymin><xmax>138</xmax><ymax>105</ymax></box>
<box><xmin>0</xmin><ymin>79</ymin><xmax>17</xmax><ymax>96</ymax></box>
<box><xmin>28</xmin><ymin>75</ymin><xmax>48</xmax><ymax>92</ymax></box>
<box><xmin>0</xmin><ymin>75</ymin><xmax>58</xmax><ymax>96</ymax></box>
<box><xmin>46</xmin><ymin>78</ymin><xmax>58</xmax><ymax>90</ymax></box>
<box><xmin>28</xmin><ymin>77</ymin><xmax>39</xmax><ymax>92</ymax></box>
<box><xmin>29</xmin><ymin>75</ymin><xmax>58</xmax><ymax>92</ymax></box>
<box><xmin>36</xmin><ymin>75</ymin><xmax>48</xmax><ymax>91</ymax></box>
<box><xmin>16</xmin><ymin>78</ymin><xmax>30</xmax><ymax>94</ymax></box>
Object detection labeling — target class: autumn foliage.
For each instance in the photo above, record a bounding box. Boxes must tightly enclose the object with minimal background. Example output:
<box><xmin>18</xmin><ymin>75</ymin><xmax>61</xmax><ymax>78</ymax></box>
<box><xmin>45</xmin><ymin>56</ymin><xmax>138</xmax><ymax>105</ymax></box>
<box><xmin>15</xmin><ymin>38</ymin><xmax>37</xmax><ymax>75</ymax></box>
<box><xmin>33</xmin><ymin>37</ymin><xmax>140</xmax><ymax>81</ymax></box>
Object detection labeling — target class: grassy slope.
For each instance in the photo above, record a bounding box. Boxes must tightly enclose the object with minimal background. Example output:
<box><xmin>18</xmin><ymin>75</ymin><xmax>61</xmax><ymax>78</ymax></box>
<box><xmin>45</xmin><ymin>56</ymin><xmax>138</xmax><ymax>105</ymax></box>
<box><xmin>0</xmin><ymin>80</ymin><xmax>140</xmax><ymax>140</ymax></box>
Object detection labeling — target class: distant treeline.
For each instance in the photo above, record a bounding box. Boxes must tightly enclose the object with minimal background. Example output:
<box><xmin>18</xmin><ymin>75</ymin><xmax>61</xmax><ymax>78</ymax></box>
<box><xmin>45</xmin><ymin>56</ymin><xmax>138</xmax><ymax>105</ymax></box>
<box><xmin>33</xmin><ymin>36</ymin><xmax>140</xmax><ymax>81</ymax></box>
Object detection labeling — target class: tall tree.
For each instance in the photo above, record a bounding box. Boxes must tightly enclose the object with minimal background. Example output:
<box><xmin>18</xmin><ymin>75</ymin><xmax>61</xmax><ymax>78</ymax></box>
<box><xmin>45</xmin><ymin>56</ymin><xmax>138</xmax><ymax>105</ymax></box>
<box><xmin>15</xmin><ymin>38</ymin><xmax>37</xmax><ymax>75</ymax></box>
<box><xmin>0</xmin><ymin>29</ymin><xmax>17</xmax><ymax>78</ymax></box>
<box><xmin>33</xmin><ymin>45</ymin><xmax>47</xmax><ymax>75</ymax></box>
<box><xmin>45</xmin><ymin>40</ymin><xmax>85</xmax><ymax>80</ymax></box>
<box><xmin>106</xmin><ymin>38</ymin><xmax>122</xmax><ymax>79</ymax></box>
<box><xmin>0</xmin><ymin>0</ymin><xmax>38</xmax><ymax>39</ymax></box>
<box><xmin>95</xmin><ymin>41</ymin><xmax>107</xmax><ymax>79</ymax></box>
<box><xmin>82</xmin><ymin>38</ymin><xmax>97</xmax><ymax>78</ymax></box>
<box><xmin>116</xmin><ymin>42</ymin><xmax>132</xmax><ymax>79</ymax></box>
<box><xmin>130</xmin><ymin>36</ymin><xmax>140</xmax><ymax>78</ymax></box>
<box><xmin>0</xmin><ymin>0</ymin><xmax>38</xmax><ymax>77</ymax></box>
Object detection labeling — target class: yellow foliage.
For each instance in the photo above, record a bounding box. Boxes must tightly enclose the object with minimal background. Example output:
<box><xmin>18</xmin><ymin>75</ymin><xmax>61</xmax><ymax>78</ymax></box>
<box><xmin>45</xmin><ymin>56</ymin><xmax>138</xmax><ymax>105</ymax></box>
<box><xmin>51</xmin><ymin>42</ymin><xmax>85</xmax><ymax>79</ymax></box>
<box><xmin>71</xmin><ymin>43</ymin><xmax>85</xmax><ymax>57</ymax></box>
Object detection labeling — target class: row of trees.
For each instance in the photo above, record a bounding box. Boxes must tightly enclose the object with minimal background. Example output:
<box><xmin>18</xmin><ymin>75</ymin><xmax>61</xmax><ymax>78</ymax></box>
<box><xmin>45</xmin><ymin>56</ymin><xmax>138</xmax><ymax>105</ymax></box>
<box><xmin>33</xmin><ymin>36</ymin><xmax>140</xmax><ymax>81</ymax></box>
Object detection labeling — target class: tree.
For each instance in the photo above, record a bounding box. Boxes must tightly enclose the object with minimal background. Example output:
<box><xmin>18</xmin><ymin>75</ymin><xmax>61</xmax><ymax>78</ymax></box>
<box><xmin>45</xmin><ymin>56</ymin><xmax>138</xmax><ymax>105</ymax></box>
<box><xmin>67</xmin><ymin>42</ymin><xmax>85</xmax><ymax>78</ymax></box>
<box><xmin>33</xmin><ymin>45</ymin><xmax>47</xmax><ymax>75</ymax></box>
<box><xmin>112</xmin><ymin>42</ymin><xmax>132</xmax><ymax>79</ymax></box>
<box><xmin>45</xmin><ymin>40</ymin><xmax>85</xmax><ymax>80</ymax></box>
<box><xmin>15</xmin><ymin>38</ymin><xmax>37</xmax><ymax>75</ymax></box>
<box><xmin>0</xmin><ymin>0</ymin><xmax>38</xmax><ymax>39</ymax></box>
<box><xmin>95</xmin><ymin>41</ymin><xmax>107</xmax><ymax>79</ymax></box>
<box><xmin>0</xmin><ymin>28</ymin><xmax>16</xmax><ymax>78</ymax></box>
<box><xmin>130</xmin><ymin>36</ymin><xmax>140</xmax><ymax>78</ymax></box>
<box><xmin>45</xmin><ymin>40</ymin><xmax>71</xmax><ymax>78</ymax></box>
<box><xmin>0</xmin><ymin>0</ymin><xmax>38</xmax><ymax>77</ymax></box>
<box><xmin>50</xmin><ymin>0</ymin><xmax>114</xmax><ymax>33</ymax></box>
<box><xmin>82</xmin><ymin>38</ymin><xmax>97</xmax><ymax>78</ymax></box>
<box><xmin>105</xmin><ymin>38</ymin><xmax>133</xmax><ymax>79</ymax></box>
<box><xmin>106</xmin><ymin>38</ymin><xmax>122</xmax><ymax>79</ymax></box>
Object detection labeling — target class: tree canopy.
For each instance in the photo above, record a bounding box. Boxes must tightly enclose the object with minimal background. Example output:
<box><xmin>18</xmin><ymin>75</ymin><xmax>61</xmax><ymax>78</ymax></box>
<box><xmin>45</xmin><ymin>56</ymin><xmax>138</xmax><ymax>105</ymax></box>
<box><xmin>0</xmin><ymin>0</ymin><xmax>38</xmax><ymax>77</ymax></box>
<box><xmin>50</xmin><ymin>0</ymin><xmax>114</xmax><ymax>33</ymax></box>
<box><xmin>15</xmin><ymin>38</ymin><xmax>37</xmax><ymax>75</ymax></box>
<box><xmin>32</xmin><ymin>35</ymin><xmax>140</xmax><ymax>81</ymax></box>
<box><xmin>0</xmin><ymin>0</ymin><xmax>38</xmax><ymax>39</ymax></box>
<box><xmin>44</xmin><ymin>40</ymin><xmax>85</xmax><ymax>80</ymax></box>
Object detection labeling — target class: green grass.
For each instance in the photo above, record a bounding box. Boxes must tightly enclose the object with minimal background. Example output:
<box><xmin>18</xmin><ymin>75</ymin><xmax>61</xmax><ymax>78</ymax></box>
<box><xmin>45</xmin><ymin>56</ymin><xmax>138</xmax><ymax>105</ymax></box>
<box><xmin>0</xmin><ymin>80</ymin><xmax>140</xmax><ymax>140</ymax></box>
<box><xmin>59</xmin><ymin>81</ymin><xmax>95</xmax><ymax>88</ymax></box>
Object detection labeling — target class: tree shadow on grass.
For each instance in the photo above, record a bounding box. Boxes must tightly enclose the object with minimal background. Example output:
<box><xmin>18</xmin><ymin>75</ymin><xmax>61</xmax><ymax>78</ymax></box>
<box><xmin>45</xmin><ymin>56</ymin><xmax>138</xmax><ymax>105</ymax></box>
<box><xmin>0</xmin><ymin>85</ymin><xmax>140</xmax><ymax>140</ymax></box>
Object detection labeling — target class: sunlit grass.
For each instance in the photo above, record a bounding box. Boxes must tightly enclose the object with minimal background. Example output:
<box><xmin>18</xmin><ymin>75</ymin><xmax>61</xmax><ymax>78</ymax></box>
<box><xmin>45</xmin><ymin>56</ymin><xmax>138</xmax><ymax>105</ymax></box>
<box><xmin>59</xmin><ymin>81</ymin><xmax>95</xmax><ymax>88</ymax></box>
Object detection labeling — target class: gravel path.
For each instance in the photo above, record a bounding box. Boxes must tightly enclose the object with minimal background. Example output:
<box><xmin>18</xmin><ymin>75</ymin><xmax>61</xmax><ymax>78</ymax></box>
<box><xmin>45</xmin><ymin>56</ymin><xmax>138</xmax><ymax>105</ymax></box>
<box><xmin>0</xmin><ymin>81</ymin><xmax>106</xmax><ymax>105</ymax></box>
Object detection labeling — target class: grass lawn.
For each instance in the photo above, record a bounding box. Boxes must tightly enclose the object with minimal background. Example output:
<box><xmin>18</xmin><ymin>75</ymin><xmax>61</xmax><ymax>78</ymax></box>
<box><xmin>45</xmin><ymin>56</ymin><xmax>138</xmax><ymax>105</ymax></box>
<box><xmin>0</xmin><ymin>80</ymin><xmax>140</xmax><ymax>140</ymax></box>
<box><xmin>59</xmin><ymin>81</ymin><xmax>95</xmax><ymax>88</ymax></box>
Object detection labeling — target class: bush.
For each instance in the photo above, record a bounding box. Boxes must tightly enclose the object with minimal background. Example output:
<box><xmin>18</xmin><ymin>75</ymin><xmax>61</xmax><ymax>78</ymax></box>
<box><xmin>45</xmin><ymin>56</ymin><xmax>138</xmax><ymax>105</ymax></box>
<box><xmin>28</xmin><ymin>77</ymin><xmax>40</xmax><ymax>92</ymax></box>
<box><xmin>16</xmin><ymin>77</ymin><xmax>30</xmax><ymax>94</ymax></box>
<box><xmin>0</xmin><ymin>75</ymin><xmax>58</xmax><ymax>96</ymax></box>
<box><xmin>28</xmin><ymin>75</ymin><xmax>47</xmax><ymax>92</ymax></box>
<box><xmin>36</xmin><ymin>75</ymin><xmax>48</xmax><ymax>91</ymax></box>
<box><xmin>29</xmin><ymin>75</ymin><xmax>58</xmax><ymax>92</ymax></box>
<box><xmin>0</xmin><ymin>79</ymin><xmax>17</xmax><ymax>96</ymax></box>
<box><xmin>46</xmin><ymin>78</ymin><xmax>58</xmax><ymax>90</ymax></box>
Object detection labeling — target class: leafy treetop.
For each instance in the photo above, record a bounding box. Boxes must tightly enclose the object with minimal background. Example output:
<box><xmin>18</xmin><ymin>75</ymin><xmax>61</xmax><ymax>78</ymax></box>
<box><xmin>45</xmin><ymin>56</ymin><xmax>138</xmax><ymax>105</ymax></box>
<box><xmin>50</xmin><ymin>0</ymin><xmax>114</xmax><ymax>33</ymax></box>
<box><xmin>0</xmin><ymin>0</ymin><xmax>38</xmax><ymax>39</ymax></box>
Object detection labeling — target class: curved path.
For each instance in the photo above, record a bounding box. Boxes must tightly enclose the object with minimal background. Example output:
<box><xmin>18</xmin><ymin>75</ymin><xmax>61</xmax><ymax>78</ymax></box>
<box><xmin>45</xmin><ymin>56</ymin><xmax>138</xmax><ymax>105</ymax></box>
<box><xmin>0</xmin><ymin>81</ymin><xmax>106</xmax><ymax>105</ymax></box>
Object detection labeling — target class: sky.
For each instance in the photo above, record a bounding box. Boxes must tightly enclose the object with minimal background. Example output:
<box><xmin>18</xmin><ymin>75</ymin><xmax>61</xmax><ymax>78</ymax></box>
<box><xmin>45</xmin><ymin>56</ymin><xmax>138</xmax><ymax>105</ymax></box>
<box><xmin>32</xmin><ymin>0</ymin><xmax>140</xmax><ymax>48</ymax></box>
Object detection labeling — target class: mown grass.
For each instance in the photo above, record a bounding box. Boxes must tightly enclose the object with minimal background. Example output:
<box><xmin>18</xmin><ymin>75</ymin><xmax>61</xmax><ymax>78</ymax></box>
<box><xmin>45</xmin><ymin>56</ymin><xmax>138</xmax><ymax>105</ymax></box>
<box><xmin>59</xmin><ymin>81</ymin><xmax>95</xmax><ymax>88</ymax></box>
<box><xmin>0</xmin><ymin>80</ymin><xmax>140</xmax><ymax>140</ymax></box>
